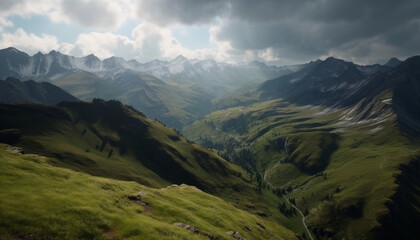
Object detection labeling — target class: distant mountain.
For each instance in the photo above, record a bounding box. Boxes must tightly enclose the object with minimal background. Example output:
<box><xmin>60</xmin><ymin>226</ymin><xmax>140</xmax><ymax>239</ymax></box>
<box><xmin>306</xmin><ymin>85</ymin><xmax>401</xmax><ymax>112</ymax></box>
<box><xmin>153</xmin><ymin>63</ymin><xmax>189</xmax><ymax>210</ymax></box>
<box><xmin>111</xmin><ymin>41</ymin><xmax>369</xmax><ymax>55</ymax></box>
<box><xmin>0</xmin><ymin>47</ymin><xmax>290</xmax><ymax>91</ymax></box>
<box><xmin>183</xmin><ymin>54</ymin><xmax>420</xmax><ymax>240</ymax></box>
<box><xmin>0</xmin><ymin>77</ymin><xmax>78</xmax><ymax>105</ymax></box>
<box><xmin>385</xmin><ymin>57</ymin><xmax>402</xmax><ymax>67</ymax></box>
<box><xmin>258</xmin><ymin>56</ymin><xmax>412</xmax><ymax>105</ymax></box>
<box><xmin>359</xmin><ymin>56</ymin><xmax>420</xmax><ymax>134</ymax></box>
<box><xmin>259</xmin><ymin>55</ymin><xmax>420</xmax><ymax>134</ymax></box>
<box><xmin>259</xmin><ymin>57</ymin><xmax>366</xmax><ymax>105</ymax></box>
<box><xmin>0</xmin><ymin>47</ymin><xmax>293</xmax><ymax>129</ymax></box>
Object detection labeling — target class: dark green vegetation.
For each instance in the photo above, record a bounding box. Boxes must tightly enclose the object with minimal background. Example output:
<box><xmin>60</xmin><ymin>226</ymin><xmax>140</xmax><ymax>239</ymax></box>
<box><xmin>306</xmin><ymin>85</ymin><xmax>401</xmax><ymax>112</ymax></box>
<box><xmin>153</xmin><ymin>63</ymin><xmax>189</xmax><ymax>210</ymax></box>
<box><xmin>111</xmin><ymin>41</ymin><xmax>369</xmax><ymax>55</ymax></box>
<box><xmin>0</xmin><ymin>144</ymin><xmax>297</xmax><ymax>240</ymax></box>
<box><xmin>0</xmin><ymin>100</ymin><xmax>304</xmax><ymax>239</ymax></box>
<box><xmin>0</xmin><ymin>100</ymin><xmax>245</xmax><ymax>192</ymax></box>
<box><xmin>51</xmin><ymin>71</ymin><xmax>124</xmax><ymax>100</ymax></box>
<box><xmin>0</xmin><ymin>100</ymin><xmax>313</xmax><ymax>239</ymax></box>
<box><xmin>376</xmin><ymin>158</ymin><xmax>420</xmax><ymax>239</ymax></box>
<box><xmin>284</xmin><ymin>132</ymin><xmax>339</xmax><ymax>174</ymax></box>
<box><xmin>184</xmin><ymin>56</ymin><xmax>420</xmax><ymax>239</ymax></box>
<box><xmin>0</xmin><ymin>47</ymin><xmax>291</xmax><ymax>130</ymax></box>
<box><xmin>0</xmin><ymin>77</ymin><xmax>78</xmax><ymax>105</ymax></box>
<box><xmin>2</xmin><ymin>46</ymin><xmax>420</xmax><ymax>239</ymax></box>
<box><xmin>52</xmin><ymin>70</ymin><xmax>213</xmax><ymax>129</ymax></box>
<box><xmin>184</xmin><ymin>98</ymin><xmax>420</xmax><ymax>239</ymax></box>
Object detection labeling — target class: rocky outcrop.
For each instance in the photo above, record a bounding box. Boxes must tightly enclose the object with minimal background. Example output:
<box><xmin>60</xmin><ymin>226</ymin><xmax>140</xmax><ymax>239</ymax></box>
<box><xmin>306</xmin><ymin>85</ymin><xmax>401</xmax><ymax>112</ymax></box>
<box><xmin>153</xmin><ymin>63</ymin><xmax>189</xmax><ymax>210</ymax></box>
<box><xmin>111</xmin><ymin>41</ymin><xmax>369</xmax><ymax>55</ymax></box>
<box><xmin>226</xmin><ymin>230</ymin><xmax>246</xmax><ymax>240</ymax></box>
<box><xmin>173</xmin><ymin>222</ymin><xmax>218</xmax><ymax>240</ymax></box>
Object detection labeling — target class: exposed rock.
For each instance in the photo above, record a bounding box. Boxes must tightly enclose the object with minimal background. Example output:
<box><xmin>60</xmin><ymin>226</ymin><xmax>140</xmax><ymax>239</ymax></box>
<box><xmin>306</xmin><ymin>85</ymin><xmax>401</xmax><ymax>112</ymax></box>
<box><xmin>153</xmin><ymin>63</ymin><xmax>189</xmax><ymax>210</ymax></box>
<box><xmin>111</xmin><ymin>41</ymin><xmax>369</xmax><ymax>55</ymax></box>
<box><xmin>5</xmin><ymin>145</ymin><xmax>24</xmax><ymax>154</ymax></box>
<box><xmin>179</xmin><ymin>184</ymin><xmax>202</xmax><ymax>192</ymax></box>
<box><xmin>173</xmin><ymin>222</ymin><xmax>199</xmax><ymax>234</ymax></box>
<box><xmin>127</xmin><ymin>193</ymin><xmax>152</xmax><ymax>212</ymax></box>
<box><xmin>173</xmin><ymin>222</ymin><xmax>218</xmax><ymax>240</ymax></box>
<box><xmin>226</xmin><ymin>230</ymin><xmax>246</xmax><ymax>240</ymax></box>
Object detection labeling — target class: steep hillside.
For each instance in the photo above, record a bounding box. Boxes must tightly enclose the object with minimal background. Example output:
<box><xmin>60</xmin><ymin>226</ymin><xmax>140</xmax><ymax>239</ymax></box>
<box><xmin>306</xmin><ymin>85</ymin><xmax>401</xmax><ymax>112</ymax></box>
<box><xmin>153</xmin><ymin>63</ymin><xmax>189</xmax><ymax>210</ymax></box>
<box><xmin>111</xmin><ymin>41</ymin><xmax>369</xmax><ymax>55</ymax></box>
<box><xmin>213</xmin><ymin>57</ymin><xmax>394</xmax><ymax>110</ymax></box>
<box><xmin>51</xmin><ymin>71</ymin><xmax>124</xmax><ymax>100</ymax></box>
<box><xmin>0</xmin><ymin>77</ymin><xmax>78</xmax><ymax>105</ymax></box>
<box><xmin>259</xmin><ymin>57</ymin><xmax>367</xmax><ymax>106</ymax></box>
<box><xmin>184</xmin><ymin>56</ymin><xmax>420</xmax><ymax>239</ymax></box>
<box><xmin>0</xmin><ymin>144</ymin><xmax>297</xmax><ymax>240</ymax></box>
<box><xmin>114</xmin><ymin>70</ymin><xmax>213</xmax><ymax>129</ymax></box>
<box><xmin>0</xmin><ymin>47</ymin><xmax>293</xmax><ymax>129</ymax></box>
<box><xmin>0</xmin><ymin>99</ymin><xmax>246</xmax><ymax>194</ymax></box>
<box><xmin>375</xmin><ymin>157</ymin><xmax>420</xmax><ymax>239</ymax></box>
<box><xmin>52</xmin><ymin>70</ymin><xmax>212</xmax><ymax>129</ymax></box>
<box><xmin>217</xmin><ymin>56</ymin><xmax>420</xmax><ymax>136</ymax></box>
<box><xmin>183</xmin><ymin>98</ymin><xmax>420</xmax><ymax>239</ymax></box>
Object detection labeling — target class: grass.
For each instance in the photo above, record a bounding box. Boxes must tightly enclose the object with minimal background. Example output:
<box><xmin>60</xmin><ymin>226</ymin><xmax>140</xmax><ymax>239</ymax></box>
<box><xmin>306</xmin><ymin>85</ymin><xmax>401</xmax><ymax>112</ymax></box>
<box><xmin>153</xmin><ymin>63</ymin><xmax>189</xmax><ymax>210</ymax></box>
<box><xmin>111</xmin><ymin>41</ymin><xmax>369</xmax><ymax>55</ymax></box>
<box><xmin>0</xmin><ymin>101</ymin><xmax>304</xmax><ymax>237</ymax></box>
<box><xmin>52</xmin><ymin>70</ymin><xmax>213</xmax><ymax>130</ymax></box>
<box><xmin>52</xmin><ymin>71</ymin><xmax>124</xmax><ymax>100</ymax></box>
<box><xmin>285</xmin><ymin>131</ymin><xmax>339</xmax><ymax>174</ymax></box>
<box><xmin>0</xmin><ymin>100</ymin><xmax>249</xmax><ymax>195</ymax></box>
<box><xmin>183</xmin><ymin>98</ymin><xmax>420</xmax><ymax>239</ymax></box>
<box><xmin>0</xmin><ymin>144</ymin><xmax>297</xmax><ymax>240</ymax></box>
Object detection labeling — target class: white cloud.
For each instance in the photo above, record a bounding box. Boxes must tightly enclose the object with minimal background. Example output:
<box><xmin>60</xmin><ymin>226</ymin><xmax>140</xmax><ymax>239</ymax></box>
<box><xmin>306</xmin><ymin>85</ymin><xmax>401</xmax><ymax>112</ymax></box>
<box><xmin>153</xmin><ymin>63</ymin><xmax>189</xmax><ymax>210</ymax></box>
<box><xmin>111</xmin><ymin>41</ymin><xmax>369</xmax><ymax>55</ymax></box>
<box><xmin>0</xmin><ymin>17</ymin><xmax>13</xmax><ymax>32</ymax></box>
<box><xmin>73</xmin><ymin>32</ymin><xmax>136</xmax><ymax>59</ymax></box>
<box><xmin>259</xmin><ymin>48</ymin><xmax>280</xmax><ymax>62</ymax></box>
<box><xmin>0</xmin><ymin>0</ymin><xmax>419</xmax><ymax>64</ymax></box>
<box><xmin>52</xmin><ymin>0</ymin><xmax>131</xmax><ymax>30</ymax></box>
<box><xmin>0</xmin><ymin>0</ymin><xmax>54</xmax><ymax>17</ymax></box>
<box><xmin>69</xmin><ymin>24</ymin><xmax>187</xmax><ymax>61</ymax></box>
<box><xmin>0</xmin><ymin>28</ymin><xmax>62</xmax><ymax>53</ymax></box>
<box><xmin>68</xmin><ymin>23</ymin><xmax>219</xmax><ymax>62</ymax></box>
<box><xmin>0</xmin><ymin>0</ymin><xmax>131</xmax><ymax>30</ymax></box>
<box><xmin>132</xmin><ymin>23</ymin><xmax>217</xmax><ymax>61</ymax></box>
<box><xmin>57</xmin><ymin>42</ymin><xmax>75</xmax><ymax>55</ymax></box>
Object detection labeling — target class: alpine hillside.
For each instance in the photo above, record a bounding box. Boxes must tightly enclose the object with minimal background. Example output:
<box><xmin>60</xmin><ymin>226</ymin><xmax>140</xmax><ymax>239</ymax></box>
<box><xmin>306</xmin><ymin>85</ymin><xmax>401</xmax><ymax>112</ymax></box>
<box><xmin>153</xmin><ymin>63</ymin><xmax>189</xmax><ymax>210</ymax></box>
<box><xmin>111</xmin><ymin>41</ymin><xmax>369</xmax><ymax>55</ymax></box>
<box><xmin>0</xmin><ymin>77</ymin><xmax>78</xmax><ymax>105</ymax></box>
<box><xmin>183</xmin><ymin>55</ymin><xmax>420</xmax><ymax>239</ymax></box>
<box><xmin>0</xmin><ymin>47</ymin><xmax>292</xmax><ymax>129</ymax></box>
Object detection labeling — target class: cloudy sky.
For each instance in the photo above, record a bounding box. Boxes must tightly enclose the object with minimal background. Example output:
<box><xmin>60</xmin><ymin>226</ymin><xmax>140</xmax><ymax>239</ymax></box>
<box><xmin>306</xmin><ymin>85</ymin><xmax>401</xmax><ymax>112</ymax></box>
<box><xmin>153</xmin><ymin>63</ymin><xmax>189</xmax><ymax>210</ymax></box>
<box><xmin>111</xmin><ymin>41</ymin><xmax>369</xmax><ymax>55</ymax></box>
<box><xmin>0</xmin><ymin>0</ymin><xmax>419</xmax><ymax>65</ymax></box>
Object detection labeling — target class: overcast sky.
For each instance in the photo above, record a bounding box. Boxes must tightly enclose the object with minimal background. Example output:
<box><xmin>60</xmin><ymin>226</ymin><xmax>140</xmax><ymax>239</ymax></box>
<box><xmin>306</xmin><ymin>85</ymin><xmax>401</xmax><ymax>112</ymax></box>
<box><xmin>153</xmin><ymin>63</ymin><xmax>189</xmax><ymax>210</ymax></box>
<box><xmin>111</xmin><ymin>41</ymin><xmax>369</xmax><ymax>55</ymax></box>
<box><xmin>0</xmin><ymin>0</ymin><xmax>419</xmax><ymax>65</ymax></box>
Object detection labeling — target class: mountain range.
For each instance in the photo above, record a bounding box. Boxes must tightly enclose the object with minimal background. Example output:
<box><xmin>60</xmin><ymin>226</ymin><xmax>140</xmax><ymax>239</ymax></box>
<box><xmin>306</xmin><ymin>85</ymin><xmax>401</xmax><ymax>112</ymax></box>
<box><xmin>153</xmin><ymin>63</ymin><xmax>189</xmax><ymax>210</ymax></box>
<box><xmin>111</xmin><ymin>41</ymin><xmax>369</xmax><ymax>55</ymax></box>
<box><xmin>0</xmin><ymin>47</ymin><xmax>293</xmax><ymax>129</ymax></box>
<box><xmin>183</xmin><ymin>54</ymin><xmax>420</xmax><ymax>239</ymax></box>
<box><xmin>0</xmin><ymin>47</ymin><xmax>287</xmax><ymax>83</ymax></box>
<box><xmin>1</xmin><ymin>46</ymin><xmax>420</xmax><ymax>240</ymax></box>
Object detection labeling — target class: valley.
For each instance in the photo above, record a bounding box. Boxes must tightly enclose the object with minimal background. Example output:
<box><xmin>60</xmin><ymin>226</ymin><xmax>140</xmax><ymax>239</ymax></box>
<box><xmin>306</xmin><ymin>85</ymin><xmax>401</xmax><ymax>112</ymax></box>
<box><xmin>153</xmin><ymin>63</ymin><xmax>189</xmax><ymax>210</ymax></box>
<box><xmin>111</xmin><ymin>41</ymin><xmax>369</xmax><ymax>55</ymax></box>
<box><xmin>1</xmin><ymin>47</ymin><xmax>420</xmax><ymax>240</ymax></box>
<box><xmin>0</xmin><ymin>143</ymin><xmax>297</xmax><ymax>240</ymax></box>
<box><xmin>183</xmin><ymin>56</ymin><xmax>420</xmax><ymax>239</ymax></box>
<box><xmin>0</xmin><ymin>47</ymin><xmax>291</xmax><ymax>130</ymax></box>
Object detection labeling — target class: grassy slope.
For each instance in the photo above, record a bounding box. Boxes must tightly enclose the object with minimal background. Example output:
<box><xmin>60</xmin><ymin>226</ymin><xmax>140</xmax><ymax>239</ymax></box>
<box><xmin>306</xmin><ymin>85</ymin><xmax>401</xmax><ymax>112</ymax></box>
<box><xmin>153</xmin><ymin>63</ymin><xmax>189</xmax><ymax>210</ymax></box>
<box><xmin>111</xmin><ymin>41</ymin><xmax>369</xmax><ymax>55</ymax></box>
<box><xmin>52</xmin><ymin>71</ymin><xmax>212</xmax><ymax>129</ymax></box>
<box><xmin>52</xmin><ymin>71</ymin><xmax>124</xmax><ymax>100</ymax></box>
<box><xmin>0</xmin><ymin>144</ymin><xmax>297</xmax><ymax>240</ymax></box>
<box><xmin>0</xmin><ymin>100</ymin><xmax>247</xmax><ymax>195</ymax></box>
<box><xmin>183</xmin><ymin>98</ymin><xmax>420</xmax><ymax>239</ymax></box>
<box><xmin>0</xmin><ymin>101</ymin><xmax>300</xmax><ymax>235</ymax></box>
<box><xmin>120</xmin><ymin>74</ymin><xmax>212</xmax><ymax>129</ymax></box>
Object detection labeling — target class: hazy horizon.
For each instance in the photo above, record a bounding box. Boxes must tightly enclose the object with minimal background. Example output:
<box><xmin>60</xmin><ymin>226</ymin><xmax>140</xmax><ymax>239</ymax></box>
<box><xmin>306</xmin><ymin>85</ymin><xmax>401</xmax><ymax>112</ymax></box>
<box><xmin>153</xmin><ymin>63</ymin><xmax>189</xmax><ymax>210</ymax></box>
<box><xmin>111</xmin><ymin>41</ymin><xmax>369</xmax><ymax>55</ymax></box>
<box><xmin>0</xmin><ymin>0</ymin><xmax>419</xmax><ymax>66</ymax></box>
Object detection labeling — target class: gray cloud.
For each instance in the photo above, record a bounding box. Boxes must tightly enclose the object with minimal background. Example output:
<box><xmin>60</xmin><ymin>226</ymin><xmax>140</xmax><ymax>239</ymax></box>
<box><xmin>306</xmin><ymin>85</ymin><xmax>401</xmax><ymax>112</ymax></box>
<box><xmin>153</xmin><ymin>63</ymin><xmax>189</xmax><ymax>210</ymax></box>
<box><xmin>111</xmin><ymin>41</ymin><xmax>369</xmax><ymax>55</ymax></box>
<box><xmin>61</xmin><ymin>0</ymin><xmax>126</xmax><ymax>29</ymax></box>
<box><xmin>0</xmin><ymin>0</ymin><xmax>127</xmax><ymax>30</ymax></box>
<box><xmin>0</xmin><ymin>0</ymin><xmax>24</xmax><ymax>12</ymax></box>
<box><xmin>136</xmin><ymin>0</ymin><xmax>229</xmax><ymax>26</ymax></box>
<box><xmin>135</xmin><ymin>0</ymin><xmax>420</xmax><ymax>64</ymax></box>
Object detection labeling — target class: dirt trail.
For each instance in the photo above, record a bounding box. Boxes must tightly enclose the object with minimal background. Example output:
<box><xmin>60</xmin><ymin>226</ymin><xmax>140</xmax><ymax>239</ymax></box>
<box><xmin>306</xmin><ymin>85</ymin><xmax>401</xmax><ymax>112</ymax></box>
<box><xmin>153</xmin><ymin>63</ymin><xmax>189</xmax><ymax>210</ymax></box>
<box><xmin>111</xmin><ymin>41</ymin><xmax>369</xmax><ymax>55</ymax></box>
<box><xmin>264</xmin><ymin>168</ymin><xmax>315</xmax><ymax>240</ymax></box>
